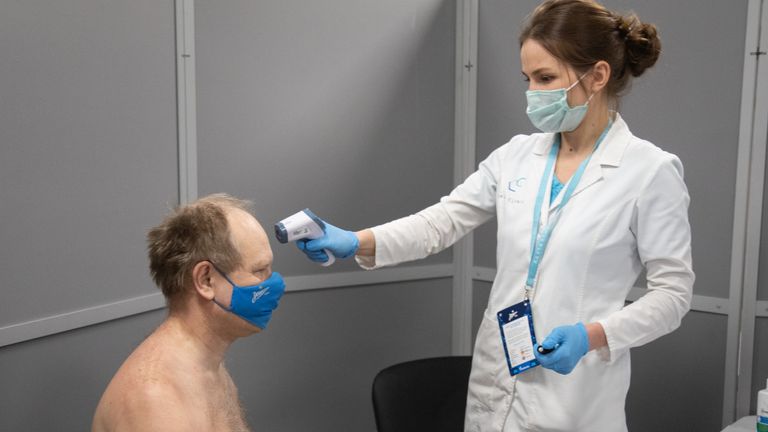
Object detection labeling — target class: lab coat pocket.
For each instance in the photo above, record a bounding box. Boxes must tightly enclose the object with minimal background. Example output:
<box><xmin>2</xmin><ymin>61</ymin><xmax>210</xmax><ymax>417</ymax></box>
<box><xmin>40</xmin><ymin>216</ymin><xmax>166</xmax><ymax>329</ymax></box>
<box><xmin>466</xmin><ymin>312</ymin><xmax>515</xmax><ymax>416</ymax></box>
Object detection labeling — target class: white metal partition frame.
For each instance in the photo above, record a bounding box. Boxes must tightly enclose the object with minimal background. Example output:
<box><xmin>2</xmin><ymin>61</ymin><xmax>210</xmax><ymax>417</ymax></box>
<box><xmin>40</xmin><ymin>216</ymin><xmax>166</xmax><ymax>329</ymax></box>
<box><xmin>724</xmin><ymin>0</ymin><xmax>766</xmax><ymax>424</ymax></box>
<box><xmin>452</xmin><ymin>0</ymin><xmax>479</xmax><ymax>356</ymax></box>
<box><xmin>737</xmin><ymin>0</ymin><xmax>768</xmax><ymax>420</ymax></box>
<box><xmin>0</xmin><ymin>0</ymin><xmax>200</xmax><ymax>349</ymax></box>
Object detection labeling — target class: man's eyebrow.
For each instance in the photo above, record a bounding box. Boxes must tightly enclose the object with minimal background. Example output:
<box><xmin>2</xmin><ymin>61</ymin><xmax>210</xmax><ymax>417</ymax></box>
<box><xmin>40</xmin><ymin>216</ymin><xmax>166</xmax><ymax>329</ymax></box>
<box><xmin>250</xmin><ymin>262</ymin><xmax>269</xmax><ymax>273</ymax></box>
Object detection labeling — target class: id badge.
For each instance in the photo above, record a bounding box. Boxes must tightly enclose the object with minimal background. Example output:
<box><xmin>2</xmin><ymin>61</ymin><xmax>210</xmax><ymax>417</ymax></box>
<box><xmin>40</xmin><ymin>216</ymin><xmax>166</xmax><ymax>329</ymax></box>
<box><xmin>497</xmin><ymin>300</ymin><xmax>539</xmax><ymax>376</ymax></box>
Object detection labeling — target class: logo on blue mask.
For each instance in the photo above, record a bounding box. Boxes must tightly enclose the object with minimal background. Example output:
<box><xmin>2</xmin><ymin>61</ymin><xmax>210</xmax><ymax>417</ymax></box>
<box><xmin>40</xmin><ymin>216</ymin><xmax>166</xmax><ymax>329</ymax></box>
<box><xmin>211</xmin><ymin>265</ymin><xmax>286</xmax><ymax>330</ymax></box>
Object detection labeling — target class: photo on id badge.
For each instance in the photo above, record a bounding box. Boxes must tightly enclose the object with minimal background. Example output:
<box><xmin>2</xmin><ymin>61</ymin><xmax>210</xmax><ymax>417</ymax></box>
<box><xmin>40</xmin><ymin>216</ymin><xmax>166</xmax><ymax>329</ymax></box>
<box><xmin>497</xmin><ymin>300</ymin><xmax>539</xmax><ymax>376</ymax></box>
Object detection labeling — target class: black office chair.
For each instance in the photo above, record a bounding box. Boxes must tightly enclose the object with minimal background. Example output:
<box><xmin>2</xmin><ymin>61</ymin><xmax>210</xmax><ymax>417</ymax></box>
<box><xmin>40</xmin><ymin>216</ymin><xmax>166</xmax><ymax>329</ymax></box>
<box><xmin>372</xmin><ymin>356</ymin><xmax>473</xmax><ymax>432</ymax></box>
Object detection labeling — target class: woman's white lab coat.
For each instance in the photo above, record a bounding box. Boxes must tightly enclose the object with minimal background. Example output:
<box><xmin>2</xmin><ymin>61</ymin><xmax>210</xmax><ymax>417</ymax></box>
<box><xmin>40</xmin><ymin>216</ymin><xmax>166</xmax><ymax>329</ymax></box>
<box><xmin>356</xmin><ymin>114</ymin><xmax>694</xmax><ymax>431</ymax></box>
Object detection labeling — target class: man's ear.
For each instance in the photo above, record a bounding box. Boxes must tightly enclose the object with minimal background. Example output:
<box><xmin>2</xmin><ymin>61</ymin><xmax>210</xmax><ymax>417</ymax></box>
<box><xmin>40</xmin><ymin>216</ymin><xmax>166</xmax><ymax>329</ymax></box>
<box><xmin>191</xmin><ymin>261</ymin><xmax>216</xmax><ymax>301</ymax></box>
<box><xmin>590</xmin><ymin>60</ymin><xmax>611</xmax><ymax>93</ymax></box>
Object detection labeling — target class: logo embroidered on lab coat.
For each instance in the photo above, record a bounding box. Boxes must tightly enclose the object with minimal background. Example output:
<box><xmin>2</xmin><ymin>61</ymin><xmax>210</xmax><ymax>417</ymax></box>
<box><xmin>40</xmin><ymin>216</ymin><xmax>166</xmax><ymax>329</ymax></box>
<box><xmin>508</xmin><ymin>177</ymin><xmax>527</xmax><ymax>192</ymax></box>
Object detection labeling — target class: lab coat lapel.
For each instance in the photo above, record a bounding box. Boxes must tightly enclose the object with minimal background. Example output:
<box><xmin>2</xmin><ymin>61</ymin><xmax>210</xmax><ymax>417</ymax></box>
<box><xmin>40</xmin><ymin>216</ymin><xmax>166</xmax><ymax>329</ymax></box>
<box><xmin>548</xmin><ymin>115</ymin><xmax>630</xmax><ymax>211</ymax></box>
<box><xmin>565</xmin><ymin>160</ymin><xmax>603</xmax><ymax>201</ymax></box>
<box><xmin>533</xmin><ymin>134</ymin><xmax>556</xmax><ymax>225</ymax></box>
<box><xmin>547</xmin><ymin>156</ymin><xmax>603</xmax><ymax>212</ymax></box>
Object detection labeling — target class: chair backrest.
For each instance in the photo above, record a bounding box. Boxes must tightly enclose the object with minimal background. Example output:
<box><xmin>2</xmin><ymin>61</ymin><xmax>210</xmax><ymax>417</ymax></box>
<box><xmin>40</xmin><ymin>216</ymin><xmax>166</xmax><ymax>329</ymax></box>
<box><xmin>372</xmin><ymin>356</ymin><xmax>473</xmax><ymax>432</ymax></box>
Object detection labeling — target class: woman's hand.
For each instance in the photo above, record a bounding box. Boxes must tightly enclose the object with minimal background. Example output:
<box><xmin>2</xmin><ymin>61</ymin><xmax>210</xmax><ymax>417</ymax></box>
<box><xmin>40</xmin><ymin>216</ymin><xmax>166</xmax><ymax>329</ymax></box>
<box><xmin>296</xmin><ymin>222</ymin><xmax>359</xmax><ymax>262</ymax></box>
<box><xmin>534</xmin><ymin>323</ymin><xmax>589</xmax><ymax>374</ymax></box>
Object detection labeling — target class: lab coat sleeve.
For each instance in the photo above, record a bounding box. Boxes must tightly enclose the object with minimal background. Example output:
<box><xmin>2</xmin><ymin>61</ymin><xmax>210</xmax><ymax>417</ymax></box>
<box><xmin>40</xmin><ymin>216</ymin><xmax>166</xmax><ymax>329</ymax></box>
<box><xmin>355</xmin><ymin>146</ymin><xmax>502</xmax><ymax>269</ymax></box>
<box><xmin>597</xmin><ymin>154</ymin><xmax>694</xmax><ymax>362</ymax></box>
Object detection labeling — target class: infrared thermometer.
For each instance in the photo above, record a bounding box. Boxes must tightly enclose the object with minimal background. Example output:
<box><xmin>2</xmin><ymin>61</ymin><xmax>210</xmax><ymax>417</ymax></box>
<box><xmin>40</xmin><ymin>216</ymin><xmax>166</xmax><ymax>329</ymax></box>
<box><xmin>274</xmin><ymin>209</ymin><xmax>335</xmax><ymax>266</ymax></box>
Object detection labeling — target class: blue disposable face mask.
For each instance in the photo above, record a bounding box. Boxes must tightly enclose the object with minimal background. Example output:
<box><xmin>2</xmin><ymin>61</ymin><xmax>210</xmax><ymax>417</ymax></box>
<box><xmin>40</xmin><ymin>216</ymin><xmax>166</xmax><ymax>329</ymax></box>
<box><xmin>211</xmin><ymin>265</ymin><xmax>286</xmax><ymax>330</ymax></box>
<box><xmin>525</xmin><ymin>72</ymin><xmax>594</xmax><ymax>133</ymax></box>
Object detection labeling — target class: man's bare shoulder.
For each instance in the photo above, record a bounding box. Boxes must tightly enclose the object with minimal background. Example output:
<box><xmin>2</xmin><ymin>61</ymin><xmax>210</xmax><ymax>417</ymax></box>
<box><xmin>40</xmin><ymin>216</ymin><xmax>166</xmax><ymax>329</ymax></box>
<box><xmin>92</xmin><ymin>330</ymin><xmax>203</xmax><ymax>431</ymax></box>
<box><xmin>92</xmin><ymin>320</ymin><xmax>252</xmax><ymax>432</ymax></box>
<box><xmin>93</xmin><ymin>376</ymin><xmax>199</xmax><ymax>431</ymax></box>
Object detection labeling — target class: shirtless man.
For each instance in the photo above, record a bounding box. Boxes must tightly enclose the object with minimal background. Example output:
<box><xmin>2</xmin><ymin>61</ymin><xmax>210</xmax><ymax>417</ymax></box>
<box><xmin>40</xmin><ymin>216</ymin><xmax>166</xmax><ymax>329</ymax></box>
<box><xmin>92</xmin><ymin>194</ymin><xmax>286</xmax><ymax>432</ymax></box>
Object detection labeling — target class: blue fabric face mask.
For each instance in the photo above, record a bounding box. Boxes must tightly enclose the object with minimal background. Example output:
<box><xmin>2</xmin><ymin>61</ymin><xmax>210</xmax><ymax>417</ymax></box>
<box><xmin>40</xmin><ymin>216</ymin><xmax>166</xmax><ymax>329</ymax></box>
<box><xmin>211</xmin><ymin>265</ymin><xmax>286</xmax><ymax>330</ymax></box>
<box><xmin>525</xmin><ymin>73</ymin><xmax>594</xmax><ymax>133</ymax></box>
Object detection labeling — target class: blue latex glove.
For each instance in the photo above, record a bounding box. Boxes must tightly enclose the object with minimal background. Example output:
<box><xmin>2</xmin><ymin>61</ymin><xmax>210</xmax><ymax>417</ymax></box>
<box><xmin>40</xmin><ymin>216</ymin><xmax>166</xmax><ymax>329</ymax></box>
<box><xmin>534</xmin><ymin>322</ymin><xmax>589</xmax><ymax>375</ymax></box>
<box><xmin>296</xmin><ymin>222</ymin><xmax>359</xmax><ymax>262</ymax></box>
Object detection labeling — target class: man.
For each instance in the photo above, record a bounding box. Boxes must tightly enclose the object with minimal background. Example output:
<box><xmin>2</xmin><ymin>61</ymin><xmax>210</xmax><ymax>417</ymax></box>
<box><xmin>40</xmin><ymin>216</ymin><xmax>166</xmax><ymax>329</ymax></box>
<box><xmin>92</xmin><ymin>194</ymin><xmax>285</xmax><ymax>432</ymax></box>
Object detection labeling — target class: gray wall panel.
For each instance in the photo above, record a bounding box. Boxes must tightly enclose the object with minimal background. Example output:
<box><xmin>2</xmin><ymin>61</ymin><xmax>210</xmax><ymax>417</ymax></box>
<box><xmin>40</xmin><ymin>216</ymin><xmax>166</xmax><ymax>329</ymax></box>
<box><xmin>608</xmin><ymin>0</ymin><xmax>746</xmax><ymax>299</ymax></box>
<box><xmin>626</xmin><ymin>310</ymin><xmax>727</xmax><ymax>432</ymax></box>
<box><xmin>0</xmin><ymin>0</ymin><xmax>178</xmax><ymax>326</ymax></box>
<box><xmin>474</xmin><ymin>0</ymin><xmax>747</xmax><ymax>298</ymax></box>
<box><xmin>474</xmin><ymin>220</ymin><xmax>498</xmax><ymax>269</ymax></box>
<box><xmin>756</xmin><ymin>110</ymin><xmax>768</xmax><ymax>409</ymax></box>
<box><xmin>759</xmin><ymin>135</ymin><xmax>768</xmax><ymax>301</ymax></box>
<box><xmin>754</xmin><ymin>111</ymin><xmax>768</xmax><ymax>408</ymax></box>
<box><xmin>752</xmin><ymin>317</ymin><xmax>768</xmax><ymax>414</ymax></box>
<box><xmin>761</xmin><ymin>217</ymin><xmax>768</xmax><ymax>301</ymax></box>
<box><xmin>474</xmin><ymin>0</ymin><xmax>539</xmax><ymax>269</ymax></box>
<box><xmin>1</xmin><ymin>1</ymin><xmax>459</xmax><ymax>430</ymax></box>
<box><xmin>195</xmin><ymin>0</ymin><xmax>456</xmax><ymax>275</ymax></box>
<box><xmin>0</xmin><ymin>281</ymin><xmax>451</xmax><ymax>431</ymax></box>
<box><xmin>0</xmin><ymin>309</ymin><xmax>166</xmax><ymax>431</ymax></box>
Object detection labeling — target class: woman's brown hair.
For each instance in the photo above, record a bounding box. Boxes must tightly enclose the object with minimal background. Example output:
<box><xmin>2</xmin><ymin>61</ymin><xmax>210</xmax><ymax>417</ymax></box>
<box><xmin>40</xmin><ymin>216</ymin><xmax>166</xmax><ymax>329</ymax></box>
<box><xmin>520</xmin><ymin>0</ymin><xmax>661</xmax><ymax>100</ymax></box>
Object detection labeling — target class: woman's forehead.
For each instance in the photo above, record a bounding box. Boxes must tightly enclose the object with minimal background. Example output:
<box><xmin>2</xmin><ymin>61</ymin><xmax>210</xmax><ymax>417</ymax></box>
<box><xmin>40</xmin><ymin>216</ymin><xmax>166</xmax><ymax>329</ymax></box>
<box><xmin>521</xmin><ymin>39</ymin><xmax>568</xmax><ymax>74</ymax></box>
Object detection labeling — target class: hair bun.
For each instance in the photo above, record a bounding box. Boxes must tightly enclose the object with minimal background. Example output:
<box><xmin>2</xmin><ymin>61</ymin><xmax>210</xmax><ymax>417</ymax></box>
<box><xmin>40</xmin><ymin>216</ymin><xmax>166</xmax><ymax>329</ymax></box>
<box><xmin>618</xmin><ymin>14</ymin><xmax>661</xmax><ymax>77</ymax></box>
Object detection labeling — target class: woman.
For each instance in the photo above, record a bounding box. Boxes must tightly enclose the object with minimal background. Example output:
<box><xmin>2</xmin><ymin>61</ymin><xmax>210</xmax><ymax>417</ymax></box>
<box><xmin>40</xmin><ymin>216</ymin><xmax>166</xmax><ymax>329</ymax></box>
<box><xmin>298</xmin><ymin>1</ymin><xmax>694</xmax><ymax>430</ymax></box>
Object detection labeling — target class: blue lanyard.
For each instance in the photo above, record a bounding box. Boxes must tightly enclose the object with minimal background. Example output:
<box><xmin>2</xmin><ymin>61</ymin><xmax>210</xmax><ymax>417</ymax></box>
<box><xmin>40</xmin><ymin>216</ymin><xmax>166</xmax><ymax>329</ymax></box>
<box><xmin>525</xmin><ymin>122</ymin><xmax>613</xmax><ymax>297</ymax></box>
